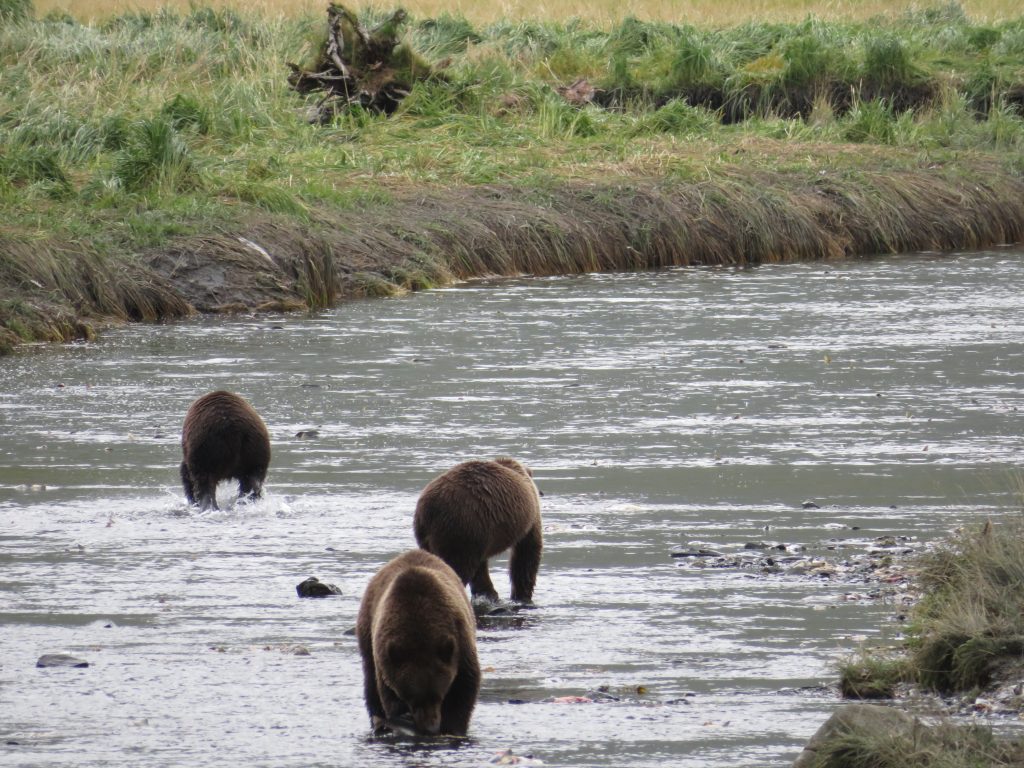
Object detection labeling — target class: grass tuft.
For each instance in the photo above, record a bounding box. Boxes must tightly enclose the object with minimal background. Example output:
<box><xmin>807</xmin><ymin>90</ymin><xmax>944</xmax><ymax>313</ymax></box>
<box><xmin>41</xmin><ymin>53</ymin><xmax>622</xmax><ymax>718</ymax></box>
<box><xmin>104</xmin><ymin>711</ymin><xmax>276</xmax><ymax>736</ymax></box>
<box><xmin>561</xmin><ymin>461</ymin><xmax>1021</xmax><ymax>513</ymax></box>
<box><xmin>908</xmin><ymin>518</ymin><xmax>1024</xmax><ymax>694</ymax></box>
<box><xmin>838</xmin><ymin>653</ymin><xmax>909</xmax><ymax>699</ymax></box>
<box><xmin>160</xmin><ymin>93</ymin><xmax>212</xmax><ymax>134</ymax></box>
<box><xmin>0</xmin><ymin>145</ymin><xmax>70</xmax><ymax>189</ymax></box>
<box><xmin>812</xmin><ymin>722</ymin><xmax>1024</xmax><ymax>768</ymax></box>
<box><xmin>0</xmin><ymin>0</ymin><xmax>32</xmax><ymax>22</ymax></box>
<box><xmin>112</xmin><ymin>116</ymin><xmax>199</xmax><ymax>193</ymax></box>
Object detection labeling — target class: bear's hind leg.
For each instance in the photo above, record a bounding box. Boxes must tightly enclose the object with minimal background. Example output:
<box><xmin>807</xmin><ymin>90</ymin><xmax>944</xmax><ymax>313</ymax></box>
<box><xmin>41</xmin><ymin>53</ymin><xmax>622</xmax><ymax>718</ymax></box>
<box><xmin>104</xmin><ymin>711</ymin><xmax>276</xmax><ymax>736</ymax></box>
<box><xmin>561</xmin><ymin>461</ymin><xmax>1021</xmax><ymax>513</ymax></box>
<box><xmin>180</xmin><ymin>462</ymin><xmax>196</xmax><ymax>505</ymax></box>
<box><xmin>182</xmin><ymin>463</ymin><xmax>218</xmax><ymax>509</ymax></box>
<box><xmin>509</xmin><ymin>523</ymin><xmax>543</xmax><ymax>603</ymax></box>
<box><xmin>238</xmin><ymin>474</ymin><xmax>263</xmax><ymax>501</ymax></box>
<box><xmin>192</xmin><ymin>473</ymin><xmax>218</xmax><ymax>510</ymax></box>
<box><xmin>469</xmin><ymin>561</ymin><xmax>500</xmax><ymax>603</ymax></box>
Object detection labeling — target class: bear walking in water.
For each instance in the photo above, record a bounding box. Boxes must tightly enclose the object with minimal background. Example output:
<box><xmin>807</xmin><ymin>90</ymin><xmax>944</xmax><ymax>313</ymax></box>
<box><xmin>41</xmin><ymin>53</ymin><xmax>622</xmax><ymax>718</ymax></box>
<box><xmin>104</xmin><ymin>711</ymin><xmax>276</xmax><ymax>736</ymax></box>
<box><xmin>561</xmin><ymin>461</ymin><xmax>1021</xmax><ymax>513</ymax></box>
<box><xmin>414</xmin><ymin>457</ymin><xmax>542</xmax><ymax>604</ymax></box>
<box><xmin>356</xmin><ymin>549</ymin><xmax>480</xmax><ymax>736</ymax></box>
<box><xmin>180</xmin><ymin>390</ymin><xmax>270</xmax><ymax>510</ymax></box>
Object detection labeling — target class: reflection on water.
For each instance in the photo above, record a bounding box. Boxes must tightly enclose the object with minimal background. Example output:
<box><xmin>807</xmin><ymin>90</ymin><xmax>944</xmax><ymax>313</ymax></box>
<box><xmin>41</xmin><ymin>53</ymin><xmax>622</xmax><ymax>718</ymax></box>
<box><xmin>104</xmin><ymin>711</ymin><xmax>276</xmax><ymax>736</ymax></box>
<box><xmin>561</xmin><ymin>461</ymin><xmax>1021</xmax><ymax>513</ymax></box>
<box><xmin>2</xmin><ymin>252</ymin><xmax>1023</xmax><ymax>767</ymax></box>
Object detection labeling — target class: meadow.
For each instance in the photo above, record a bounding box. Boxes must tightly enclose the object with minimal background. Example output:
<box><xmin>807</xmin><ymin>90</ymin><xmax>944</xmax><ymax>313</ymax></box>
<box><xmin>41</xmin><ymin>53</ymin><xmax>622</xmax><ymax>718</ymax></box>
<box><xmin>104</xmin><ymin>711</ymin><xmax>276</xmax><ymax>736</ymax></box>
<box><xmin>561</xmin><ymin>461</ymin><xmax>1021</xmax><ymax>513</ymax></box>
<box><xmin>2</xmin><ymin>0</ymin><xmax>1024</xmax><ymax>351</ymax></box>
<box><xmin>29</xmin><ymin>0</ymin><xmax>1024</xmax><ymax>26</ymax></box>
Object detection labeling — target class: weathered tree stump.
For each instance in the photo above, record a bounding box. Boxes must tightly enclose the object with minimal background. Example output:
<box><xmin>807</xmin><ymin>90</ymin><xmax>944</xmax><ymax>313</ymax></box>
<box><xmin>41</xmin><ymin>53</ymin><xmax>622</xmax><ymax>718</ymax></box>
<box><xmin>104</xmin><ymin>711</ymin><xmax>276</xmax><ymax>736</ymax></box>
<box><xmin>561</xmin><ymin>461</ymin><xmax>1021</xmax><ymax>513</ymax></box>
<box><xmin>287</xmin><ymin>3</ymin><xmax>435</xmax><ymax>123</ymax></box>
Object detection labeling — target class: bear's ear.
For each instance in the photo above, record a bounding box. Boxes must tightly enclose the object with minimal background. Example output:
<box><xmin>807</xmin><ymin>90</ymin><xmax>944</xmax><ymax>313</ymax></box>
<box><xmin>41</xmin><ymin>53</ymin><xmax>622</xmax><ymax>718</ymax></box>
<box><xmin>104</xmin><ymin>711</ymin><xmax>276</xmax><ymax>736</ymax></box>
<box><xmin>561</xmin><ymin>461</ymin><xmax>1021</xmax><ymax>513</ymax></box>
<box><xmin>436</xmin><ymin>638</ymin><xmax>455</xmax><ymax>664</ymax></box>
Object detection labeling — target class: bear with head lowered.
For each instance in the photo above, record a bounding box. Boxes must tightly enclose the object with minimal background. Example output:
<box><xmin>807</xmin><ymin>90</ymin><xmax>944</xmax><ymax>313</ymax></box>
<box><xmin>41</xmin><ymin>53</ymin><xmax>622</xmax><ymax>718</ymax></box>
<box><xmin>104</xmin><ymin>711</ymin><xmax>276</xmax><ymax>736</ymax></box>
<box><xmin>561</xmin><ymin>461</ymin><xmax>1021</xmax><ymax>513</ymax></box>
<box><xmin>180</xmin><ymin>390</ymin><xmax>270</xmax><ymax>510</ymax></box>
<box><xmin>414</xmin><ymin>457</ymin><xmax>542</xmax><ymax>604</ymax></box>
<box><xmin>356</xmin><ymin>549</ymin><xmax>480</xmax><ymax>736</ymax></box>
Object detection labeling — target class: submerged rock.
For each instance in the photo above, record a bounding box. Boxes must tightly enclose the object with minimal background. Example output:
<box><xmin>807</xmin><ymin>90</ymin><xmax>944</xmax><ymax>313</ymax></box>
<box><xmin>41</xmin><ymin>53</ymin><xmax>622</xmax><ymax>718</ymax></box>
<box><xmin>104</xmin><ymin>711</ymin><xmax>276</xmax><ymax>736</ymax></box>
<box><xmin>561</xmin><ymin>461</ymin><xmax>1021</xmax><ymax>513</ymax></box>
<box><xmin>36</xmin><ymin>654</ymin><xmax>89</xmax><ymax>668</ymax></box>
<box><xmin>296</xmin><ymin>576</ymin><xmax>342</xmax><ymax>598</ymax></box>
<box><xmin>670</xmin><ymin>547</ymin><xmax>725</xmax><ymax>558</ymax></box>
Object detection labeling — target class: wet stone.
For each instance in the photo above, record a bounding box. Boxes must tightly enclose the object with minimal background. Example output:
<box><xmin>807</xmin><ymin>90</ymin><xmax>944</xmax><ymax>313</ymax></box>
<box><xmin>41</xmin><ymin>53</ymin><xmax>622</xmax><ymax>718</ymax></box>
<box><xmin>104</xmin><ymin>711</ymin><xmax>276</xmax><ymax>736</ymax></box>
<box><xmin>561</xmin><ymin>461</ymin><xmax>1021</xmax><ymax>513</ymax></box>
<box><xmin>295</xmin><ymin>576</ymin><xmax>342</xmax><ymax>598</ymax></box>
<box><xmin>36</xmin><ymin>654</ymin><xmax>89</xmax><ymax>668</ymax></box>
<box><xmin>670</xmin><ymin>548</ymin><xmax>724</xmax><ymax>558</ymax></box>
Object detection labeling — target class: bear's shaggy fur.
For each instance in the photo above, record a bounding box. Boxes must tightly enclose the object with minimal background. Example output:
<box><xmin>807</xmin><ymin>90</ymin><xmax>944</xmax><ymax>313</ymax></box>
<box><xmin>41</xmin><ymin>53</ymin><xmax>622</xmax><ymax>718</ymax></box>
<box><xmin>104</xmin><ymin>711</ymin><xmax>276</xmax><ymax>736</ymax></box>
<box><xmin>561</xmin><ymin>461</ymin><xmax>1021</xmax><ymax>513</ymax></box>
<box><xmin>356</xmin><ymin>549</ymin><xmax>480</xmax><ymax>736</ymax></box>
<box><xmin>414</xmin><ymin>457</ymin><xmax>542</xmax><ymax>604</ymax></box>
<box><xmin>180</xmin><ymin>390</ymin><xmax>270</xmax><ymax>510</ymax></box>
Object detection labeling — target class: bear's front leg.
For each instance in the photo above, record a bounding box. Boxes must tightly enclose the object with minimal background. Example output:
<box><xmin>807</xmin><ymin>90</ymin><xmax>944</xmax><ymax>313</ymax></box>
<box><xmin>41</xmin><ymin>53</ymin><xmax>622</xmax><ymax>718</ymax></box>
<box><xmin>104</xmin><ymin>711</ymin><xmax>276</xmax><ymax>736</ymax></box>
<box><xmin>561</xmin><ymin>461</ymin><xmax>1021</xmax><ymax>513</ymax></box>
<box><xmin>469</xmin><ymin>561</ymin><xmax>500</xmax><ymax>603</ymax></box>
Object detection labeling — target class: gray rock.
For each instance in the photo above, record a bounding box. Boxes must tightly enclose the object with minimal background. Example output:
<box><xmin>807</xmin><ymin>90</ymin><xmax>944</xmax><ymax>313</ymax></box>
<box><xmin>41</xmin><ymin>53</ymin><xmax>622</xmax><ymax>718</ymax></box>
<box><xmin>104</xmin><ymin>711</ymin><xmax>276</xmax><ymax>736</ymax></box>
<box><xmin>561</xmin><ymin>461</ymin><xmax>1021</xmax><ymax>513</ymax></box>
<box><xmin>296</xmin><ymin>576</ymin><xmax>342</xmax><ymax>598</ymax></box>
<box><xmin>36</xmin><ymin>654</ymin><xmax>89</xmax><ymax>669</ymax></box>
<box><xmin>792</xmin><ymin>704</ymin><xmax>920</xmax><ymax>768</ymax></box>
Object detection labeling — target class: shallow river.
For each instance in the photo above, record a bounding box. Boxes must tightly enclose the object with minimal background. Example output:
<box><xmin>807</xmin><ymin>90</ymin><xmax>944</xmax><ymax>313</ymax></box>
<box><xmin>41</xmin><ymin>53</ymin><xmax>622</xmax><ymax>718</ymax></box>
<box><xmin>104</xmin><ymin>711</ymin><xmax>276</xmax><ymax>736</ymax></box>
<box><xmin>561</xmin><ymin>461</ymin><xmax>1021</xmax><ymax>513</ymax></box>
<box><xmin>2</xmin><ymin>251</ymin><xmax>1023</xmax><ymax>767</ymax></box>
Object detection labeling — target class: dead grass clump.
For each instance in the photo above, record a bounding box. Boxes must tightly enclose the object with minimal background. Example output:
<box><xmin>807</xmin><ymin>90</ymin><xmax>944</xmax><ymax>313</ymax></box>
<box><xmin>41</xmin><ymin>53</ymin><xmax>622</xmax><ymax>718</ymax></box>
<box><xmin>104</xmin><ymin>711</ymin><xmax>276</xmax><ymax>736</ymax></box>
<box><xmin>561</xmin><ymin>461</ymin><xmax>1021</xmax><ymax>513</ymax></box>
<box><xmin>0</xmin><ymin>235</ymin><xmax>193</xmax><ymax>346</ymax></box>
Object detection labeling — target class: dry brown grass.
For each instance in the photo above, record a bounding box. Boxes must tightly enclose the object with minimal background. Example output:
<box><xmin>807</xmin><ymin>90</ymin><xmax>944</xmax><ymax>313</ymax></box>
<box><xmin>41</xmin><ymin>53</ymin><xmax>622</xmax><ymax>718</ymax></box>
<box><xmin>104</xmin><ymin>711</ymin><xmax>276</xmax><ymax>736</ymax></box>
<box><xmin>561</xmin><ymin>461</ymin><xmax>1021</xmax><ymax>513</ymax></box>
<box><xmin>32</xmin><ymin>0</ymin><xmax>1024</xmax><ymax>26</ymax></box>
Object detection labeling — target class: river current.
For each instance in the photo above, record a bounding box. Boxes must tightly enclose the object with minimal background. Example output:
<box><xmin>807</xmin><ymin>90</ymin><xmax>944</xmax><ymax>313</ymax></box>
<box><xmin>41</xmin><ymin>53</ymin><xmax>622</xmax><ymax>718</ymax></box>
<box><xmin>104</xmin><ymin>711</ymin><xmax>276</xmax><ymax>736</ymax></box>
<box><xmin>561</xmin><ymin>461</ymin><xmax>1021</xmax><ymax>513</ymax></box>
<box><xmin>2</xmin><ymin>252</ymin><xmax>1023</xmax><ymax>767</ymax></box>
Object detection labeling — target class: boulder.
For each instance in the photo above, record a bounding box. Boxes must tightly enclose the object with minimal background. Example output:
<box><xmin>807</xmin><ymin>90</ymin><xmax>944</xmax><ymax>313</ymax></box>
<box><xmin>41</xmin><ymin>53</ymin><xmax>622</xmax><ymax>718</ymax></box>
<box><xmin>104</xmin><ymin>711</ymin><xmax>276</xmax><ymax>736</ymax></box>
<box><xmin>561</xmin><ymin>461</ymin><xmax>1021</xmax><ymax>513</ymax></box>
<box><xmin>296</xmin><ymin>576</ymin><xmax>342</xmax><ymax>598</ymax></box>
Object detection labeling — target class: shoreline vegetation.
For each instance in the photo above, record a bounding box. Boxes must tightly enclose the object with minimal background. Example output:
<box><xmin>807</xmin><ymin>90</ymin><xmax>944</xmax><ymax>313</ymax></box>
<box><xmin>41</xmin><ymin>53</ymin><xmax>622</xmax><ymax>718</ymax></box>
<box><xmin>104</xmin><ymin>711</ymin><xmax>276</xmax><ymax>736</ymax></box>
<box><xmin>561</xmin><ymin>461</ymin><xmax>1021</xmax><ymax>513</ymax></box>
<box><xmin>799</xmin><ymin>518</ymin><xmax>1024</xmax><ymax>768</ymax></box>
<box><xmin>2</xmin><ymin>1</ymin><xmax>1024</xmax><ymax>355</ymax></box>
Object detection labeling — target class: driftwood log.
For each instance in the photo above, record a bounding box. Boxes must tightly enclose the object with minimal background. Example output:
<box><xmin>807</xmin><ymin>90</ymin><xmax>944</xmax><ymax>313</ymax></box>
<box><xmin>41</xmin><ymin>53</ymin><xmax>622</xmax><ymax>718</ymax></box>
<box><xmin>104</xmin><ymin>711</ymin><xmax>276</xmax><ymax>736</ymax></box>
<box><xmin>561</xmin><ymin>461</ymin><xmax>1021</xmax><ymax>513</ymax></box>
<box><xmin>288</xmin><ymin>3</ymin><xmax>435</xmax><ymax>123</ymax></box>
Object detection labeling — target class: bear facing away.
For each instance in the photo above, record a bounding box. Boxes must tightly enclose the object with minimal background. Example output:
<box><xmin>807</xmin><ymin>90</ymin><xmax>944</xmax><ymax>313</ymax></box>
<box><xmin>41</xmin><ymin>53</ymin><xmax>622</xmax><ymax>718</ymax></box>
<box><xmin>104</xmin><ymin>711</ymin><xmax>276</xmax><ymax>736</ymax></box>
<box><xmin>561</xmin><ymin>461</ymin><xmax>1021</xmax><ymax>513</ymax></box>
<box><xmin>356</xmin><ymin>549</ymin><xmax>480</xmax><ymax>736</ymax></box>
<box><xmin>414</xmin><ymin>457</ymin><xmax>542</xmax><ymax>604</ymax></box>
<box><xmin>180</xmin><ymin>390</ymin><xmax>270</xmax><ymax>511</ymax></box>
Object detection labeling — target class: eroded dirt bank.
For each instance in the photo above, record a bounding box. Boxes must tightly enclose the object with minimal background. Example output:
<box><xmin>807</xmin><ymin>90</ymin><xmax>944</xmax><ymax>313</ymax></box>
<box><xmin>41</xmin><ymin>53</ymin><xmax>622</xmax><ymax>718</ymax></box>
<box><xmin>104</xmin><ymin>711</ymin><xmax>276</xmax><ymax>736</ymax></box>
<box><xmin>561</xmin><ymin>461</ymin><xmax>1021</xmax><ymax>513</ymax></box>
<box><xmin>3</xmin><ymin>165</ymin><xmax>1024</xmax><ymax>353</ymax></box>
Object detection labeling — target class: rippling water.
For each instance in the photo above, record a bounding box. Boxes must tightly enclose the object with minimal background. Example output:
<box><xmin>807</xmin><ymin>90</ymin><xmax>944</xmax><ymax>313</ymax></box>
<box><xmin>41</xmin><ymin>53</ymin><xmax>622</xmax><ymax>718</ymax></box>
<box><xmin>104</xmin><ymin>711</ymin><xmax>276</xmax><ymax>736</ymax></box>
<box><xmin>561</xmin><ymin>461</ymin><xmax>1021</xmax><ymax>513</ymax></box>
<box><xmin>2</xmin><ymin>252</ymin><xmax>1023</xmax><ymax>767</ymax></box>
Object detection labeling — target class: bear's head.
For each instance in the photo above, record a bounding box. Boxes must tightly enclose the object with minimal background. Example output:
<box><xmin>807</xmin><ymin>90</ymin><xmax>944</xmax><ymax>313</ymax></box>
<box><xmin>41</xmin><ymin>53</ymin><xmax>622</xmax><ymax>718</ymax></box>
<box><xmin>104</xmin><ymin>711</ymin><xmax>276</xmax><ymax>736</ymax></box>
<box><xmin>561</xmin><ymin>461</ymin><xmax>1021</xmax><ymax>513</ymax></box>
<box><xmin>493</xmin><ymin>456</ymin><xmax>532</xmax><ymax>477</ymax></box>
<box><xmin>380</xmin><ymin>634</ymin><xmax>458</xmax><ymax>734</ymax></box>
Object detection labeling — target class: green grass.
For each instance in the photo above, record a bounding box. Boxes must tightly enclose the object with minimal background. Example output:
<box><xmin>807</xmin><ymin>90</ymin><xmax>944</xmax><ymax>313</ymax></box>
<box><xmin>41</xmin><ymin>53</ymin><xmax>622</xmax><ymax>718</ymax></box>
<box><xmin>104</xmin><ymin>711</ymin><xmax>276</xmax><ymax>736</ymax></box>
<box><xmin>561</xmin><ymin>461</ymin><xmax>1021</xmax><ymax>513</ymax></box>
<box><xmin>3</xmin><ymin>2</ymin><xmax>1024</xmax><ymax>348</ymax></box>
<box><xmin>810</xmin><ymin>722</ymin><xmax>1024</xmax><ymax>768</ymax></box>
<box><xmin>908</xmin><ymin>518</ymin><xmax>1024</xmax><ymax>694</ymax></box>
<box><xmin>838</xmin><ymin>654</ymin><xmax>909</xmax><ymax>700</ymax></box>
<box><xmin>839</xmin><ymin>517</ymin><xmax>1024</xmax><ymax>698</ymax></box>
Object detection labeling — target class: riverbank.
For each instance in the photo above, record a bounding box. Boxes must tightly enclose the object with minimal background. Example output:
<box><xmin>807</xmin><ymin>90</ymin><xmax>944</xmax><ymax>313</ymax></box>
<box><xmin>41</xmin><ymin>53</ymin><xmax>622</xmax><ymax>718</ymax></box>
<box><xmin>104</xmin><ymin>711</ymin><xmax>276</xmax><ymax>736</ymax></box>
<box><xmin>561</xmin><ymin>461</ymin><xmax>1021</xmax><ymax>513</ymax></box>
<box><xmin>3</xmin><ymin>2</ymin><xmax>1024</xmax><ymax>353</ymax></box>
<box><xmin>792</xmin><ymin>517</ymin><xmax>1024</xmax><ymax>767</ymax></box>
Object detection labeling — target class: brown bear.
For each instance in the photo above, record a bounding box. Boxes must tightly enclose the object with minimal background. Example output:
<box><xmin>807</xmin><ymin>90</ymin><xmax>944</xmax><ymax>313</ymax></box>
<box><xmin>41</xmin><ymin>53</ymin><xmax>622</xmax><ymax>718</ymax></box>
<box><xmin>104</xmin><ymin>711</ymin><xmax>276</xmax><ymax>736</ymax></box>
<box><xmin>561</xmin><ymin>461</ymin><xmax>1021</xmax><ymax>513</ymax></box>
<box><xmin>356</xmin><ymin>549</ymin><xmax>480</xmax><ymax>736</ymax></box>
<box><xmin>180</xmin><ymin>390</ymin><xmax>270</xmax><ymax>511</ymax></box>
<box><xmin>413</xmin><ymin>457</ymin><xmax>542</xmax><ymax>604</ymax></box>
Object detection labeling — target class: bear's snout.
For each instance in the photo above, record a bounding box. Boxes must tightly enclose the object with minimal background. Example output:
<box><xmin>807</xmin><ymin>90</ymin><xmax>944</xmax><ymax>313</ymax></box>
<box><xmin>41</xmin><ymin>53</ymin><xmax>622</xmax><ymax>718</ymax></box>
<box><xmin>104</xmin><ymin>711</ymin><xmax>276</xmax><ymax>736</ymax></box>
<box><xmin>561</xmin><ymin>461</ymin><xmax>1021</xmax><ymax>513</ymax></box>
<box><xmin>410</xmin><ymin>702</ymin><xmax>443</xmax><ymax>735</ymax></box>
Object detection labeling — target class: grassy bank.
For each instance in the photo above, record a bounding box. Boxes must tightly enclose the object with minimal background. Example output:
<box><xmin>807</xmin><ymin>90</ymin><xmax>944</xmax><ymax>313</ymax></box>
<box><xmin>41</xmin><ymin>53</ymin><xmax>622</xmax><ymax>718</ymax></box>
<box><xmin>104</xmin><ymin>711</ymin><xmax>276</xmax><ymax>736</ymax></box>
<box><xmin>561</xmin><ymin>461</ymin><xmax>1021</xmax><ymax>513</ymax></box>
<box><xmin>841</xmin><ymin>517</ymin><xmax>1024</xmax><ymax>700</ymax></box>
<box><xmin>3</xmin><ymin>1</ymin><xmax>1024</xmax><ymax>352</ymax></box>
<box><xmin>820</xmin><ymin>518</ymin><xmax>1024</xmax><ymax>768</ymax></box>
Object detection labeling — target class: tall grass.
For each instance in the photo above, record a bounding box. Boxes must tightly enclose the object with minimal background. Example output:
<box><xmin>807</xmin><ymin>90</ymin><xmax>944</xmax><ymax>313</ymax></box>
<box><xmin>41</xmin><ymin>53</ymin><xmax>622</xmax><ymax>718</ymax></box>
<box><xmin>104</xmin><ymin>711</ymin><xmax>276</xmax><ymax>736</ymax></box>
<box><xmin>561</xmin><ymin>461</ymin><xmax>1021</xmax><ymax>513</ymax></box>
<box><xmin>840</xmin><ymin>517</ymin><xmax>1024</xmax><ymax>698</ymax></box>
<box><xmin>29</xmin><ymin>0</ymin><xmax>1024</xmax><ymax>26</ymax></box>
<box><xmin>810</xmin><ymin>722</ymin><xmax>1024</xmax><ymax>768</ymax></box>
<box><xmin>909</xmin><ymin>518</ymin><xmax>1024</xmax><ymax>694</ymax></box>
